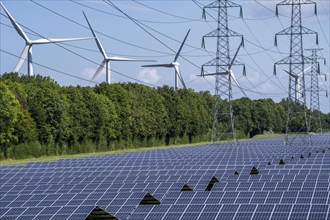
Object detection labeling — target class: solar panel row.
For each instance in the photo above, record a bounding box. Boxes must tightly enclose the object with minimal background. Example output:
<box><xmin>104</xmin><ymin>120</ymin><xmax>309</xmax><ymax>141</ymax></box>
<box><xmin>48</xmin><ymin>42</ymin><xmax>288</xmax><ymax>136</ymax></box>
<box><xmin>0</xmin><ymin>134</ymin><xmax>329</xmax><ymax>219</ymax></box>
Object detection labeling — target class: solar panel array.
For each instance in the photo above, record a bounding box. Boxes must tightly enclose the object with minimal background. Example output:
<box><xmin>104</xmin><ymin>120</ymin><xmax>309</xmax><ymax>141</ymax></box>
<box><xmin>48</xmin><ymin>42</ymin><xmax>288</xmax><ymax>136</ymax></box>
<box><xmin>1</xmin><ymin>134</ymin><xmax>329</xmax><ymax>220</ymax></box>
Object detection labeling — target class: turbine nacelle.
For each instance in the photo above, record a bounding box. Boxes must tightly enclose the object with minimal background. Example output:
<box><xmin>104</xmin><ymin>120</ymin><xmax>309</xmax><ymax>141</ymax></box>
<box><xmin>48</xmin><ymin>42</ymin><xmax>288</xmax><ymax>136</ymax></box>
<box><xmin>171</xmin><ymin>61</ymin><xmax>180</xmax><ymax>67</ymax></box>
<box><xmin>141</xmin><ymin>29</ymin><xmax>190</xmax><ymax>90</ymax></box>
<box><xmin>83</xmin><ymin>11</ymin><xmax>154</xmax><ymax>84</ymax></box>
<box><xmin>283</xmin><ymin>66</ymin><xmax>311</xmax><ymax>79</ymax></box>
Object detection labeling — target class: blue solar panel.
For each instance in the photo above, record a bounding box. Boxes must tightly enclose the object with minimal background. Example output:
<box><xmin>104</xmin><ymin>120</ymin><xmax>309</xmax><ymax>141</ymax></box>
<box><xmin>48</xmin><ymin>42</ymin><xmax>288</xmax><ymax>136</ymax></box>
<box><xmin>253</xmin><ymin>212</ymin><xmax>272</xmax><ymax>220</ymax></box>
<box><xmin>271</xmin><ymin>212</ymin><xmax>290</xmax><ymax>220</ymax></box>
<box><xmin>0</xmin><ymin>134</ymin><xmax>329</xmax><ymax>219</ymax></box>
<box><xmin>217</xmin><ymin>212</ymin><xmax>236</xmax><ymax>219</ymax></box>
<box><xmin>308</xmin><ymin>213</ymin><xmax>328</xmax><ymax>220</ymax></box>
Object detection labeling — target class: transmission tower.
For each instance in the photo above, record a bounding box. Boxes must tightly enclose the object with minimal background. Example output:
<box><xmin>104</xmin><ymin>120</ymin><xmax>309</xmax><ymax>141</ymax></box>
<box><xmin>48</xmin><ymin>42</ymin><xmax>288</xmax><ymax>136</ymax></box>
<box><xmin>200</xmin><ymin>0</ymin><xmax>245</xmax><ymax>144</ymax></box>
<box><xmin>306</xmin><ymin>48</ymin><xmax>327</xmax><ymax>133</ymax></box>
<box><xmin>273</xmin><ymin>0</ymin><xmax>318</xmax><ymax>146</ymax></box>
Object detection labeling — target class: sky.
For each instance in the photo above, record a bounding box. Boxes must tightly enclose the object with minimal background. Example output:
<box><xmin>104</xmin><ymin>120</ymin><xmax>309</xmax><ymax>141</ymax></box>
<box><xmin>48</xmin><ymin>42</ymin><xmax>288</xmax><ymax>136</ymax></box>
<box><xmin>1</xmin><ymin>0</ymin><xmax>329</xmax><ymax>113</ymax></box>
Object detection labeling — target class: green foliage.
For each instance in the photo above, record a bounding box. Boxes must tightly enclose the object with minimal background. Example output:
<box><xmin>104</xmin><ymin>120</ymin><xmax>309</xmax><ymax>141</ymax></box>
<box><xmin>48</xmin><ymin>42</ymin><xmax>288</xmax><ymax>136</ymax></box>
<box><xmin>157</xmin><ymin>86</ymin><xmax>184</xmax><ymax>144</ymax></box>
<box><xmin>0</xmin><ymin>82</ymin><xmax>23</xmax><ymax>158</ymax></box>
<box><xmin>95</xmin><ymin>83</ymin><xmax>133</xmax><ymax>145</ymax></box>
<box><xmin>8</xmin><ymin>141</ymin><xmax>43</xmax><ymax>159</ymax></box>
<box><xmin>62</xmin><ymin>86</ymin><xmax>93</xmax><ymax>147</ymax></box>
<box><xmin>25</xmin><ymin>82</ymin><xmax>68</xmax><ymax>151</ymax></box>
<box><xmin>4</xmin><ymin>81</ymin><xmax>37</xmax><ymax>143</ymax></box>
<box><xmin>81</xmin><ymin>87</ymin><xmax>117</xmax><ymax>149</ymax></box>
<box><xmin>121</xmin><ymin>83</ymin><xmax>168</xmax><ymax>141</ymax></box>
<box><xmin>233</xmin><ymin>97</ymin><xmax>253</xmax><ymax>137</ymax></box>
<box><xmin>1</xmin><ymin>72</ymin><xmax>329</xmax><ymax>160</ymax></box>
<box><xmin>178</xmin><ymin>89</ymin><xmax>212</xmax><ymax>143</ymax></box>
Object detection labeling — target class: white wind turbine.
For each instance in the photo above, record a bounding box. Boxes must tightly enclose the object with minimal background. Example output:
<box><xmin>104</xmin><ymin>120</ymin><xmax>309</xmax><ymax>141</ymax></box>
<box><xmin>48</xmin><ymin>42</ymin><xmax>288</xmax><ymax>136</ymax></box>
<box><xmin>224</xmin><ymin>42</ymin><xmax>246</xmax><ymax>97</ymax></box>
<box><xmin>201</xmin><ymin>41</ymin><xmax>246</xmax><ymax>96</ymax></box>
<box><xmin>141</xmin><ymin>29</ymin><xmax>191</xmax><ymax>90</ymax></box>
<box><xmin>83</xmin><ymin>12</ymin><xmax>154</xmax><ymax>84</ymax></box>
<box><xmin>1</xmin><ymin>2</ymin><xmax>91</xmax><ymax>77</ymax></box>
<box><xmin>283</xmin><ymin>66</ymin><xmax>311</xmax><ymax>101</ymax></box>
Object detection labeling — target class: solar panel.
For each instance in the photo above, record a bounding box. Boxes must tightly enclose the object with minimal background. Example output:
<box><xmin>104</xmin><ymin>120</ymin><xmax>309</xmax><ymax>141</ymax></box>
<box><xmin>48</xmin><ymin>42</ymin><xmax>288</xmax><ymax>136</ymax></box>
<box><xmin>0</xmin><ymin>134</ymin><xmax>329</xmax><ymax>219</ymax></box>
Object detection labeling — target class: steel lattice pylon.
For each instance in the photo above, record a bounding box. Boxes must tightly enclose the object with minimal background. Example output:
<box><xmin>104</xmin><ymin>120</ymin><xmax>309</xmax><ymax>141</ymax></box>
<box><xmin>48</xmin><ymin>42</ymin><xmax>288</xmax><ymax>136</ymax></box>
<box><xmin>306</xmin><ymin>48</ymin><xmax>326</xmax><ymax>133</ymax></box>
<box><xmin>200</xmin><ymin>0</ymin><xmax>245</xmax><ymax>144</ymax></box>
<box><xmin>273</xmin><ymin>0</ymin><xmax>318</xmax><ymax>146</ymax></box>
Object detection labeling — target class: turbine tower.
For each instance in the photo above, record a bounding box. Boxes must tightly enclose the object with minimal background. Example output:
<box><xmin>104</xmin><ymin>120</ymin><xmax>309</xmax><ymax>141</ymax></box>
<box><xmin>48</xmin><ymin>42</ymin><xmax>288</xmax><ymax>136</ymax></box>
<box><xmin>83</xmin><ymin>12</ymin><xmax>154</xmax><ymax>84</ymax></box>
<box><xmin>1</xmin><ymin>3</ymin><xmax>90</xmax><ymax>76</ymax></box>
<box><xmin>200</xmin><ymin>0</ymin><xmax>245</xmax><ymax>144</ymax></box>
<box><xmin>141</xmin><ymin>29</ymin><xmax>190</xmax><ymax>90</ymax></box>
<box><xmin>273</xmin><ymin>0</ymin><xmax>318</xmax><ymax>146</ymax></box>
<box><xmin>306</xmin><ymin>48</ymin><xmax>327</xmax><ymax>133</ymax></box>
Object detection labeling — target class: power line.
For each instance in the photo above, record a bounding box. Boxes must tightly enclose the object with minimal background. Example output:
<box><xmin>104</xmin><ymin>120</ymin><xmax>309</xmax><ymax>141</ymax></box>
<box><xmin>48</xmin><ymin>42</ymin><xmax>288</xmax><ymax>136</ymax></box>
<box><xmin>71</xmin><ymin>0</ymin><xmax>219</xmax><ymax>58</ymax></box>
<box><xmin>0</xmin><ymin>13</ymin><xmax>157</xmax><ymax>87</ymax></box>
<box><xmin>72</xmin><ymin>0</ymin><xmax>202</xmax><ymax>24</ymax></box>
<box><xmin>103</xmin><ymin>0</ymin><xmax>207</xmax><ymax>78</ymax></box>
<box><xmin>2</xmin><ymin>0</ymin><xmax>328</xmax><ymax>105</ymax></box>
<box><xmin>0</xmin><ymin>20</ymin><xmax>174</xmax><ymax>59</ymax></box>
<box><xmin>132</xmin><ymin>0</ymin><xmax>203</xmax><ymax>22</ymax></box>
<box><xmin>103</xmin><ymin>1</ymin><xmax>176</xmax><ymax>54</ymax></box>
<box><xmin>316</xmin><ymin>15</ymin><xmax>330</xmax><ymax>48</ymax></box>
<box><xmin>240</xmin><ymin>19</ymin><xmax>287</xmax><ymax>92</ymax></box>
<box><xmin>198</xmin><ymin>1</ymin><xmax>288</xmax><ymax>95</ymax></box>
<box><xmin>104</xmin><ymin>2</ymin><xmax>214</xmax><ymax>56</ymax></box>
<box><xmin>74</xmin><ymin>0</ymin><xmax>216</xmax><ymax>56</ymax></box>
<box><xmin>1</xmin><ymin>49</ymin><xmax>96</xmax><ymax>83</ymax></box>
<box><xmin>193</xmin><ymin>0</ymin><xmax>289</xmax><ymax>95</ymax></box>
<box><xmin>31</xmin><ymin>0</ymin><xmax>218</xmax><ymax>63</ymax></box>
<box><xmin>30</xmin><ymin>0</ymin><xmax>173</xmax><ymax>56</ymax></box>
<box><xmin>1</xmin><ymin>47</ymin><xmax>157</xmax><ymax>87</ymax></box>
<box><xmin>196</xmin><ymin>0</ymin><xmax>276</xmax><ymax>21</ymax></box>
<box><xmin>1</xmin><ymin>3</ymin><xmax>210</xmax><ymax>89</ymax></box>
<box><xmin>30</xmin><ymin>0</ymin><xmax>329</xmax><ymax>71</ymax></box>
<box><xmin>253</xmin><ymin>0</ymin><xmax>317</xmax><ymax>19</ymax></box>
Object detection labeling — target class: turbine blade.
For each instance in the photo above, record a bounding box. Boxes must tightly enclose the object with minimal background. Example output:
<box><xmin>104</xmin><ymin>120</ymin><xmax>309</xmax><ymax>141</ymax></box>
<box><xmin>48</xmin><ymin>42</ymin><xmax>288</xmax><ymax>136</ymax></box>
<box><xmin>0</xmin><ymin>2</ymin><xmax>30</xmax><ymax>42</ymax></box>
<box><xmin>230</xmin><ymin>70</ymin><xmax>246</xmax><ymax>97</ymax></box>
<box><xmin>83</xmin><ymin>12</ymin><xmax>108</xmax><ymax>59</ymax></box>
<box><xmin>14</xmin><ymin>45</ymin><xmax>29</xmax><ymax>73</ymax></box>
<box><xmin>142</xmin><ymin>64</ymin><xmax>173</xmax><ymax>68</ymax></box>
<box><xmin>229</xmin><ymin>41</ymin><xmax>243</xmax><ymax>69</ymax></box>
<box><xmin>174</xmin><ymin>65</ymin><xmax>186</xmax><ymax>88</ymax></box>
<box><xmin>174</xmin><ymin>29</ymin><xmax>191</xmax><ymax>62</ymax></box>
<box><xmin>32</xmin><ymin>37</ymin><xmax>92</xmax><ymax>44</ymax></box>
<box><xmin>91</xmin><ymin>60</ymin><xmax>106</xmax><ymax>82</ymax></box>
<box><xmin>109</xmin><ymin>57</ymin><xmax>155</xmax><ymax>62</ymax></box>
<box><xmin>282</xmin><ymin>67</ymin><xmax>311</xmax><ymax>78</ymax></box>
<box><xmin>298</xmin><ymin>66</ymin><xmax>311</xmax><ymax>76</ymax></box>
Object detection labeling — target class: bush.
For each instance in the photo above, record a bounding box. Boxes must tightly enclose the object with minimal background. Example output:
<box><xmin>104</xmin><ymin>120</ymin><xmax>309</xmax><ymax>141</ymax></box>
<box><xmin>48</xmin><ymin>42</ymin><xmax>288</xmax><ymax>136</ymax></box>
<box><xmin>8</xmin><ymin>141</ymin><xmax>43</xmax><ymax>159</ymax></box>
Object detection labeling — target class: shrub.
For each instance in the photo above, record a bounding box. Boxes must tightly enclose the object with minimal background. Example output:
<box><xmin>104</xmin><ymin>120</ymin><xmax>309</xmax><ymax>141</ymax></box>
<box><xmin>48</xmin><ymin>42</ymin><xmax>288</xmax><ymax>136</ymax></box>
<box><xmin>8</xmin><ymin>141</ymin><xmax>43</xmax><ymax>159</ymax></box>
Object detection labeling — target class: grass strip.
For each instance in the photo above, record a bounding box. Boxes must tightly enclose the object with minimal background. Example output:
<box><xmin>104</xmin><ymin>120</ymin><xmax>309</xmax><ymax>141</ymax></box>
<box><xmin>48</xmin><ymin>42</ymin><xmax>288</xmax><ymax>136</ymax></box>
<box><xmin>0</xmin><ymin>134</ymin><xmax>284</xmax><ymax>166</ymax></box>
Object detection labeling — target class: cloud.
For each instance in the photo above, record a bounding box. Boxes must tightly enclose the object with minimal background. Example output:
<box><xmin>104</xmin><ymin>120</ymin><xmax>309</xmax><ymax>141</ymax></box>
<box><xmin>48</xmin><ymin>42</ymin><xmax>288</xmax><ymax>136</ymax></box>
<box><xmin>138</xmin><ymin>68</ymin><xmax>161</xmax><ymax>84</ymax></box>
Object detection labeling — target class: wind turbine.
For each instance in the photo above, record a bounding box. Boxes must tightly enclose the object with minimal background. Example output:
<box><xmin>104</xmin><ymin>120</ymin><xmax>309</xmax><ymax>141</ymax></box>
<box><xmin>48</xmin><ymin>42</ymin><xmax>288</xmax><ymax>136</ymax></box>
<box><xmin>200</xmin><ymin>41</ymin><xmax>246</xmax><ymax>97</ymax></box>
<box><xmin>283</xmin><ymin>66</ymin><xmax>311</xmax><ymax>101</ymax></box>
<box><xmin>213</xmin><ymin>41</ymin><xmax>246</xmax><ymax>97</ymax></box>
<box><xmin>1</xmin><ymin>2</ymin><xmax>91</xmax><ymax>76</ymax></box>
<box><xmin>83</xmin><ymin>12</ymin><xmax>154</xmax><ymax>84</ymax></box>
<box><xmin>227</xmin><ymin>42</ymin><xmax>247</xmax><ymax>97</ymax></box>
<box><xmin>142</xmin><ymin>29</ymin><xmax>191</xmax><ymax>90</ymax></box>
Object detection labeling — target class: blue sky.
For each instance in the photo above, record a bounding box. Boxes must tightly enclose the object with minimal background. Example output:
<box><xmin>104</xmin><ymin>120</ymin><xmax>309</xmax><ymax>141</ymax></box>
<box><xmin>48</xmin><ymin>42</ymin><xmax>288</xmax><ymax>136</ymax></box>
<box><xmin>1</xmin><ymin>0</ymin><xmax>329</xmax><ymax>113</ymax></box>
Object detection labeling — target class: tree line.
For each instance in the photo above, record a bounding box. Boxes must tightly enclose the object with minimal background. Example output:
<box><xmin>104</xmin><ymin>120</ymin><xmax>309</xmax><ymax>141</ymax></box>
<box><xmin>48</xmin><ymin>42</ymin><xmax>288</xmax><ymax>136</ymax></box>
<box><xmin>0</xmin><ymin>72</ymin><xmax>329</xmax><ymax>159</ymax></box>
